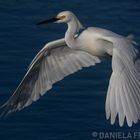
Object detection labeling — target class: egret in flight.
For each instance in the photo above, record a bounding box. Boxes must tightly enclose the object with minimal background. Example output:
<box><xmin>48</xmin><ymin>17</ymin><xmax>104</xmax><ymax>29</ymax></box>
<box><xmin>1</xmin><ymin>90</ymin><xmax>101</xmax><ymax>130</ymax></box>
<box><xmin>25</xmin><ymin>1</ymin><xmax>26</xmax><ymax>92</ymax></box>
<box><xmin>1</xmin><ymin>11</ymin><xmax>140</xmax><ymax>127</ymax></box>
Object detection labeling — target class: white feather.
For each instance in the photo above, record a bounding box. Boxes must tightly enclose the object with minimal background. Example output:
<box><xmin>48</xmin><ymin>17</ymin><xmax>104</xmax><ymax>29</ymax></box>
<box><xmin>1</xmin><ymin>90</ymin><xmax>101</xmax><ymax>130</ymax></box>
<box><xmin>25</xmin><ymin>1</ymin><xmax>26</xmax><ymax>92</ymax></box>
<box><xmin>0</xmin><ymin>38</ymin><xmax>101</xmax><ymax>116</ymax></box>
<box><xmin>105</xmin><ymin>37</ymin><xmax>140</xmax><ymax>127</ymax></box>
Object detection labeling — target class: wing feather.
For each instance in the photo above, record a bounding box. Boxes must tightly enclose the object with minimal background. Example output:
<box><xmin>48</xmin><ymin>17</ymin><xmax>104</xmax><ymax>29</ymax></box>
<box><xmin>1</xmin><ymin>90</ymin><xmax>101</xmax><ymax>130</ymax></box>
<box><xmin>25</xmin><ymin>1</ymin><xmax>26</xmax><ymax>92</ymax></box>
<box><xmin>1</xmin><ymin>38</ymin><xmax>101</xmax><ymax>116</ymax></box>
<box><xmin>105</xmin><ymin>38</ymin><xmax>140</xmax><ymax>127</ymax></box>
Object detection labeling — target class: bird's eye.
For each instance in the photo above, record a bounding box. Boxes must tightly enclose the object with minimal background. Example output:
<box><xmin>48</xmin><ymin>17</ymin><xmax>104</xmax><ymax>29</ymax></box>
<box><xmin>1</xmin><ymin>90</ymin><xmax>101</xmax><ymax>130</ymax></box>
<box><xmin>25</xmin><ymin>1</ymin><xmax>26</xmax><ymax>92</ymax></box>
<box><xmin>56</xmin><ymin>15</ymin><xmax>66</xmax><ymax>20</ymax></box>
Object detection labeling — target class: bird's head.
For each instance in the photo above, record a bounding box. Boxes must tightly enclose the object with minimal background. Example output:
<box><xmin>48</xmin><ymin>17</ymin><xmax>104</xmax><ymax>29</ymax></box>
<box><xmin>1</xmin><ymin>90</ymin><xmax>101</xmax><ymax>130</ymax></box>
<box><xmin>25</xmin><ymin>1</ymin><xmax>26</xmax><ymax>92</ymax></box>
<box><xmin>55</xmin><ymin>11</ymin><xmax>74</xmax><ymax>23</ymax></box>
<box><xmin>37</xmin><ymin>11</ymin><xmax>77</xmax><ymax>25</ymax></box>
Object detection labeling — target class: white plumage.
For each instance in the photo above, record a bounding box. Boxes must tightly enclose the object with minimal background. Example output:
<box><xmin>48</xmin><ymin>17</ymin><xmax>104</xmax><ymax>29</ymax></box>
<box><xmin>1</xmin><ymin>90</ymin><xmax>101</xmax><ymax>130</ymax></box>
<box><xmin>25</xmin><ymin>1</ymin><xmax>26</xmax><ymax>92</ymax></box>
<box><xmin>1</xmin><ymin>11</ymin><xmax>140</xmax><ymax>127</ymax></box>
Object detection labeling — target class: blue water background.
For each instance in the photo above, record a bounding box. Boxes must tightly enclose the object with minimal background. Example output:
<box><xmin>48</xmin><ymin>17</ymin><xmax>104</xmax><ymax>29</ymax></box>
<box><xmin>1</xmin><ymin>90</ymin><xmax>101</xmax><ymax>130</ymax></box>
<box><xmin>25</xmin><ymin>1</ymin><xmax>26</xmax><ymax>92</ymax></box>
<box><xmin>0</xmin><ymin>0</ymin><xmax>140</xmax><ymax>140</ymax></box>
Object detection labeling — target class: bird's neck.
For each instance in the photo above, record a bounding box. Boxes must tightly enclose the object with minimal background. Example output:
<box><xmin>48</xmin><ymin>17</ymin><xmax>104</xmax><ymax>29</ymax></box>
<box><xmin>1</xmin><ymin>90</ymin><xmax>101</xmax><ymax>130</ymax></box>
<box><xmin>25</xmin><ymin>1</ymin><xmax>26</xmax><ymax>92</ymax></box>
<box><xmin>65</xmin><ymin>19</ymin><xmax>83</xmax><ymax>48</ymax></box>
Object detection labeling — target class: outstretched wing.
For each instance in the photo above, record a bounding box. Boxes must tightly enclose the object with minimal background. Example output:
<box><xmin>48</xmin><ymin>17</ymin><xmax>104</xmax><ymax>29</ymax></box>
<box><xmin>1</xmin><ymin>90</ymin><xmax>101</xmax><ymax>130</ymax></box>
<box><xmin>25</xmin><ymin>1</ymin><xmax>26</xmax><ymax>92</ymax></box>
<box><xmin>1</xmin><ymin>38</ymin><xmax>101</xmax><ymax>116</ymax></box>
<box><xmin>105</xmin><ymin>37</ymin><xmax>140</xmax><ymax>127</ymax></box>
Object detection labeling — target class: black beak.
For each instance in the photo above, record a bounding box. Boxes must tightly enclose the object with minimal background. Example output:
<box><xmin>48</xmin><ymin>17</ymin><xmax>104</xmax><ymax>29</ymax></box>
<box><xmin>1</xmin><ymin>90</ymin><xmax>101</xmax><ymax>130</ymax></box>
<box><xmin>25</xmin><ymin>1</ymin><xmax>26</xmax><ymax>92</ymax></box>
<box><xmin>36</xmin><ymin>17</ymin><xmax>58</xmax><ymax>25</ymax></box>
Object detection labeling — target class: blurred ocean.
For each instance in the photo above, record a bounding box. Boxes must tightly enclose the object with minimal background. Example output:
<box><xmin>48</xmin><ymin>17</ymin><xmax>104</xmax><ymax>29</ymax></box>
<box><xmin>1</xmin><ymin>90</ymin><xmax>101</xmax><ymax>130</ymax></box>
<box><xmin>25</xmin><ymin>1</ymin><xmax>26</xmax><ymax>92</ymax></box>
<box><xmin>0</xmin><ymin>0</ymin><xmax>140</xmax><ymax>140</ymax></box>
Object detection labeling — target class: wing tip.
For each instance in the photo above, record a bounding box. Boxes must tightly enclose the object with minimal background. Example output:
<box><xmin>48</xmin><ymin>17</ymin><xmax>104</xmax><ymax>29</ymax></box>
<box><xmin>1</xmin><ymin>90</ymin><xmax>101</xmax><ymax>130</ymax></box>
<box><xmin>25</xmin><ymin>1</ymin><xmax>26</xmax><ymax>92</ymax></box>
<box><xmin>0</xmin><ymin>104</ymin><xmax>10</xmax><ymax>118</ymax></box>
<box><xmin>106</xmin><ymin>112</ymin><xmax>139</xmax><ymax>127</ymax></box>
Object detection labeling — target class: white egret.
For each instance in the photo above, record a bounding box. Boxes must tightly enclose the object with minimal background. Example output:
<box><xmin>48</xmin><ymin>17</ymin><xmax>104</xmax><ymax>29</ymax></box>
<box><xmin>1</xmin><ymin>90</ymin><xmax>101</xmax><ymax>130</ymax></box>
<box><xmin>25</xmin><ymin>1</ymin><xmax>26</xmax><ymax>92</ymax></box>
<box><xmin>1</xmin><ymin>11</ymin><xmax>140</xmax><ymax>127</ymax></box>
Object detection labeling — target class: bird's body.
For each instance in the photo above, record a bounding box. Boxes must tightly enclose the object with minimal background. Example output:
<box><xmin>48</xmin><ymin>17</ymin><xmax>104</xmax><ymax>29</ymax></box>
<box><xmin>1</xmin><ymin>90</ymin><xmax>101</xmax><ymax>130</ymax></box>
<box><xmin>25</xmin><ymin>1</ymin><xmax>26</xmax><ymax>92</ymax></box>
<box><xmin>1</xmin><ymin>11</ymin><xmax>140</xmax><ymax>127</ymax></box>
<box><xmin>73</xmin><ymin>27</ymin><xmax>114</xmax><ymax>57</ymax></box>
